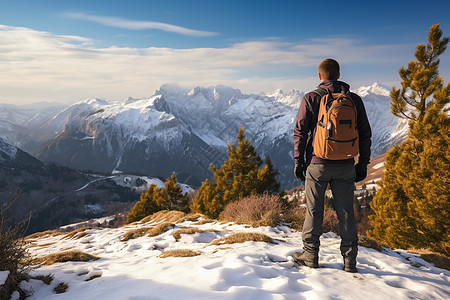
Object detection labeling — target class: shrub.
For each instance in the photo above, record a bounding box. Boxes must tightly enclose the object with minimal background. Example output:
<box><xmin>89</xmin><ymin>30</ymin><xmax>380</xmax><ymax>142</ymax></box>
<box><xmin>0</xmin><ymin>197</ymin><xmax>29</xmax><ymax>300</ymax></box>
<box><xmin>221</xmin><ymin>194</ymin><xmax>284</xmax><ymax>227</ymax></box>
<box><xmin>322</xmin><ymin>209</ymin><xmax>339</xmax><ymax>234</ymax></box>
<box><xmin>284</xmin><ymin>206</ymin><xmax>306</xmax><ymax>230</ymax></box>
<box><xmin>159</xmin><ymin>249</ymin><xmax>201</xmax><ymax>258</ymax></box>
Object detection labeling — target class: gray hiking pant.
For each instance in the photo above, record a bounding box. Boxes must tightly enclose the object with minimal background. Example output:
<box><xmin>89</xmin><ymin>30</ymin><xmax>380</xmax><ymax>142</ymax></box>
<box><xmin>302</xmin><ymin>162</ymin><xmax>358</xmax><ymax>259</ymax></box>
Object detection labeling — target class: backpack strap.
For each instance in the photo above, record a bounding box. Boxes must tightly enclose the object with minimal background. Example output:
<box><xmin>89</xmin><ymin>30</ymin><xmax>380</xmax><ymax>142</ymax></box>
<box><xmin>312</xmin><ymin>88</ymin><xmax>327</xmax><ymax>98</ymax></box>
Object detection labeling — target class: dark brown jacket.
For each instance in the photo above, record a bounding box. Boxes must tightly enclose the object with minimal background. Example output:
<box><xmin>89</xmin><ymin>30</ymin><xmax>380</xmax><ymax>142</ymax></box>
<box><xmin>294</xmin><ymin>80</ymin><xmax>372</xmax><ymax>165</ymax></box>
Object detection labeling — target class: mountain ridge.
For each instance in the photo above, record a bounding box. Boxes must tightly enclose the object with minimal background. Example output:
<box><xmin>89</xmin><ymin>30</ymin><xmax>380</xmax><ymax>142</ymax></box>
<box><xmin>1</xmin><ymin>83</ymin><xmax>407</xmax><ymax>190</ymax></box>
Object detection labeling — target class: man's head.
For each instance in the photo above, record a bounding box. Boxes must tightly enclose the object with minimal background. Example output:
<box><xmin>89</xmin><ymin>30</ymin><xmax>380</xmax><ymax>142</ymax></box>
<box><xmin>318</xmin><ymin>58</ymin><xmax>340</xmax><ymax>81</ymax></box>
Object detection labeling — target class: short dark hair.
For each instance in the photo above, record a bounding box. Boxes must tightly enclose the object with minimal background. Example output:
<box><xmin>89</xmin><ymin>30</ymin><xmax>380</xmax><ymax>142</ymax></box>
<box><xmin>318</xmin><ymin>59</ymin><xmax>340</xmax><ymax>80</ymax></box>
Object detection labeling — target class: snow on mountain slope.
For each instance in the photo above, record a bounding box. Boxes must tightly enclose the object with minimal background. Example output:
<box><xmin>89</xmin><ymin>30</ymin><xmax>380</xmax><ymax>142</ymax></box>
<box><xmin>1</xmin><ymin>83</ymin><xmax>408</xmax><ymax>190</ymax></box>
<box><xmin>22</xmin><ymin>213</ymin><xmax>450</xmax><ymax>300</ymax></box>
<box><xmin>353</xmin><ymin>83</ymin><xmax>408</xmax><ymax>154</ymax></box>
<box><xmin>0</xmin><ymin>135</ymin><xmax>40</xmax><ymax>165</ymax></box>
<box><xmin>0</xmin><ymin>102</ymin><xmax>67</xmax><ymax>150</ymax></box>
<box><xmin>267</xmin><ymin>88</ymin><xmax>305</xmax><ymax>108</ymax></box>
<box><xmin>0</xmin><ymin>135</ymin><xmax>17</xmax><ymax>162</ymax></box>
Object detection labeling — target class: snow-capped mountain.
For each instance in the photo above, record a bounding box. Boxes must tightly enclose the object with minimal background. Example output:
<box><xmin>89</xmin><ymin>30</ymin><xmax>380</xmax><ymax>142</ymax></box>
<box><xmin>1</xmin><ymin>83</ymin><xmax>408</xmax><ymax>190</ymax></box>
<box><xmin>353</xmin><ymin>83</ymin><xmax>409</xmax><ymax>155</ymax></box>
<box><xmin>0</xmin><ymin>135</ymin><xmax>41</xmax><ymax>166</ymax></box>
<box><xmin>0</xmin><ymin>102</ymin><xmax>67</xmax><ymax>150</ymax></box>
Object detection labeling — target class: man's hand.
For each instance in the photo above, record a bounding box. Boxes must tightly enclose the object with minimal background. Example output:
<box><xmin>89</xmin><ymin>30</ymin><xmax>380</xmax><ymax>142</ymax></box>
<box><xmin>355</xmin><ymin>163</ymin><xmax>367</xmax><ymax>182</ymax></box>
<box><xmin>294</xmin><ymin>159</ymin><xmax>306</xmax><ymax>181</ymax></box>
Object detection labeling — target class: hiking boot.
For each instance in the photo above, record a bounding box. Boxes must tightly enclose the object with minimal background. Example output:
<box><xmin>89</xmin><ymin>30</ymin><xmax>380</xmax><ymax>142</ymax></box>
<box><xmin>293</xmin><ymin>252</ymin><xmax>319</xmax><ymax>268</ymax></box>
<box><xmin>344</xmin><ymin>257</ymin><xmax>357</xmax><ymax>273</ymax></box>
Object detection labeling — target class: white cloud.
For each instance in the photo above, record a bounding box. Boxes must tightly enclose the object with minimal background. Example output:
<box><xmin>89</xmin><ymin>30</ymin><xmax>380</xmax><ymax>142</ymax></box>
<box><xmin>0</xmin><ymin>25</ymin><xmax>414</xmax><ymax>104</ymax></box>
<box><xmin>65</xmin><ymin>12</ymin><xmax>218</xmax><ymax>37</ymax></box>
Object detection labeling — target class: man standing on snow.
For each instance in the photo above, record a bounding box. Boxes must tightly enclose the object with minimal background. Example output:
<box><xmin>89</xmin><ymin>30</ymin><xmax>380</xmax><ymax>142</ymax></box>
<box><xmin>293</xmin><ymin>58</ymin><xmax>372</xmax><ymax>272</ymax></box>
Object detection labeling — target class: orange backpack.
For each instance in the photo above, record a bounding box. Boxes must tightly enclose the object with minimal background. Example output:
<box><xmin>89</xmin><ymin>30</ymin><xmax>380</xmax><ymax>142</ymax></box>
<box><xmin>312</xmin><ymin>88</ymin><xmax>359</xmax><ymax>160</ymax></box>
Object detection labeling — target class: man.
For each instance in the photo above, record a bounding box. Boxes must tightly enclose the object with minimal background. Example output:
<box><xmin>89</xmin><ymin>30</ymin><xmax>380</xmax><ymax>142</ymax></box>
<box><xmin>293</xmin><ymin>58</ymin><xmax>372</xmax><ymax>272</ymax></box>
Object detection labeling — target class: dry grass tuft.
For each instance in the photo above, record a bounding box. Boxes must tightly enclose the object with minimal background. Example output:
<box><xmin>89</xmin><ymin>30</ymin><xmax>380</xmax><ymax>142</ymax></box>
<box><xmin>182</xmin><ymin>213</ymin><xmax>206</xmax><ymax>221</ymax></box>
<box><xmin>358</xmin><ymin>236</ymin><xmax>383</xmax><ymax>252</ymax></box>
<box><xmin>54</xmin><ymin>282</ymin><xmax>68</xmax><ymax>294</ymax></box>
<box><xmin>31</xmin><ymin>250</ymin><xmax>99</xmax><ymax>266</ymax></box>
<box><xmin>121</xmin><ymin>222</ymin><xmax>175</xmax><ymax>241</ymax></box>
<box><xmin>31</xmin><ymin>274</ymin><xmax>54</xmax><ymax>285</ymax></box>
<box><xmin>121</xmin><ymin>227</ymin><xmax>152</xmax><ymax>241</ymax></box>
<box><xmin>147</xmin><ymin>222</ymin><xmax>175</xmax><ymax>237</ymax></box>
<box><xmin>221</xmin><ymin>194</ymin><xmax>285</xmax><ymax>227</ymax></box>
<box><xmin>25</xmin><ymin>230</ymin><xmax>65</xmax><ymax>241</ymax></box>
<box><xmin>192</xmin><ymin>218</ymin><xmax>215</xmax><ymax>225</ymax></box>
<box><xmin>85</xmin><ymin>274</ymin><xmax>102</xmax><ymax>281</ymax></box>
<box><xmin>209</xmin><ymin>232</ymin><xmax>274</xmax><ymax>246</ymax></box>
<box><xmin>177</xmin><ymin>213</ymin><xmax>213</xmax><ymax>224</ymax></box>
<box><xmin>27</xmin><ymin>242</ymin><xmax>56</xmax><ymax>249</ymax></box>
<box><xmin>212</xmin><ymin>247</ymin><xmax>233</xmax><ymax>254</ymax></box>
<box><xmin>159</xmin><ymin>249</ymin><xmax>201</xmax><ymax>258</ymax></box>
<box><xmin>408</xmin><ymin>249</ymin><xmax>450</xmax><ymax>271</ymax></box>
<box><xmin>63</xmin><ymin>226</ymin><xmax>94</xmax><ymax>239</ymax></box>
<box><xmin>140</xmin><ymin>210</ymin><xmax>186</xmax><ymax>224</ymax></box>
<box><xmin>172</xmin><ymin>228</ymin><xmax>220</xmax><ymax>241</ymax></box>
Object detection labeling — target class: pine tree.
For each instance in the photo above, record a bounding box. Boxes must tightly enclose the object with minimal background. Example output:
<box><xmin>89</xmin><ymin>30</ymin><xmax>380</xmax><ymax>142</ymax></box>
<box><xmin>257</xmin><ymin>157</ymin><xmax>280</xmax><ymax>194</ymax></box>
<box><xmin>125</xmin><ymin>172</ymin><xmax>190</xmax><ymax>223</ymax></box>
<box><xmin>159</xmin><ymin>172</ymin><xmax>189</xmax><ymax>213</ymax></box>
<box><xmin>189</xmin><ymin>179</ymin><xmax>215</xmax><ymax>215</ymax></box>
<box><xmin>190</xmin><ymin>127</ymin><xmax>280</xmax><ymax>219</ymax></box>
<box><xmin>125</xmin><ymin>184</ymin><xmax>163</xmax><ymax>224</ymax></box>
<box><xmin>369</xmin><ymin>24</ymin><xmax>450</xmax><ymax>255</ymax></box>
<box><xmin>390</xmin><ymin>24</ymin><xmax>449</xmax><ymax>121</ymax></box>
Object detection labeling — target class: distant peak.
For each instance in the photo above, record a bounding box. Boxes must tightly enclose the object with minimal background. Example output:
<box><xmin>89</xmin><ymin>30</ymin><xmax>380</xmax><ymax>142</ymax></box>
<box><xmin>354</xmin><ymin>82</ymin><xmax>390</xmax><ymax>97</ymax></box>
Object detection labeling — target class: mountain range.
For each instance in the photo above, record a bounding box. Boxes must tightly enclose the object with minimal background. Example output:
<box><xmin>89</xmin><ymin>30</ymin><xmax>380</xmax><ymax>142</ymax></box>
<box><xmin>0</xmin><ymin>83</ymin><xmax>408</xmax><ymax>190</ymax></box>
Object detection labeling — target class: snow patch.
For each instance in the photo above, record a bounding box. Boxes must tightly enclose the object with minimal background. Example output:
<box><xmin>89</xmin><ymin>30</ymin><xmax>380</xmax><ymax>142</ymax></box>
<box><xmin>373</xmin><ymin>162</ymin><xmax>385</xmax><ymax>169</ymax></box>
<box><xmin>0</xmin><ymin>270</ymin><xmax>10</xmax><ymax>285</ymax></box>
<box><xmin>24</xmin><ymin>217</ymin><xmax>450</xmax><ymax>300</ymax></box>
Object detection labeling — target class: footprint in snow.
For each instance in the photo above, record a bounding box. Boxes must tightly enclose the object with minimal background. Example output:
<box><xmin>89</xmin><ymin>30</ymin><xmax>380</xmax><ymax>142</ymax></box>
<box><xmin>127</xmin><ymin>244</ymin><xmax>142</xmax><ymax>252</ymax></box>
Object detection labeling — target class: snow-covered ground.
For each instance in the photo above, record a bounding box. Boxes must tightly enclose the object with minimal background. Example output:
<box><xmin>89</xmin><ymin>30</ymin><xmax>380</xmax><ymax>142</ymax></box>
<box><xmin>0</xmin><ymin>270</ymin><xmax>10</xmax><ymax>285</ymax></box>
<box><xmin>23</xmin><ymin>213</ymin><xmax>450</xmax><ymax>300</ymax></box>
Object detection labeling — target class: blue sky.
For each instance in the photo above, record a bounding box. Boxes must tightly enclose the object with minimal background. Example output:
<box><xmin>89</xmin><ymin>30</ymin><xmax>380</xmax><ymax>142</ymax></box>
<box><xmin>0</xmin><ymin>0</ymin><xmax>449</xmax><ymax>104</ymax></box>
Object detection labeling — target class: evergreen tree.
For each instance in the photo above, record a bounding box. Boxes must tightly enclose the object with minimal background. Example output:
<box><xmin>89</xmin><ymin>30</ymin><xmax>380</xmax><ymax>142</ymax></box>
<box><xmin>390</xmin><ymin>24</ymin><xmax>449</xmax><ymax>121</ymax></box>
<box><xmin>369</xmin><ymin>24</ymin><xmax>450</xmax><ymax>255</ymax></box>
<box><xmin>159</xmin><ymin>172</ymin><xmax>189</xmax><ymax>213</ymax></box>
<box><xmin>125</xmin><ymin>184</ymin><xmax>163</xmax><ymax>224</ymax></box>
<box><xmin>257</xmin><ymin>157</ymin><xmax>280</xmax><ymax>194</ymax></box>
<box><xmin>126</xmin><ymin>172</ymin><xmax>189</xmax><ymax>223</ymax></box>
<box><xmin>190</xmin><ymin>127</ymin><xmax>280</xmax><ymax>219</ymax></box>
<box><xmin>189</xmin><ymin>179</ymin><xmax>215</xmax><ymax>215</ymax></box>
